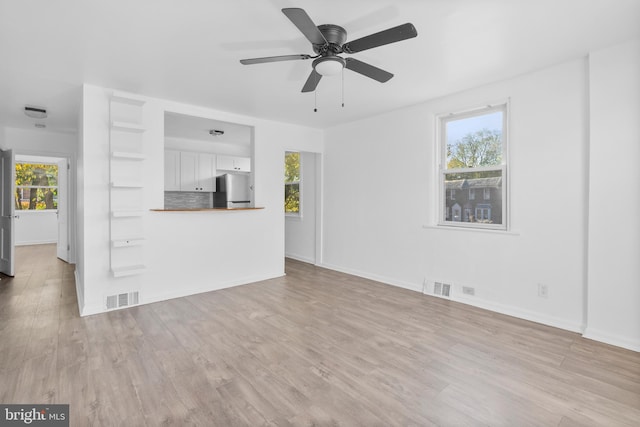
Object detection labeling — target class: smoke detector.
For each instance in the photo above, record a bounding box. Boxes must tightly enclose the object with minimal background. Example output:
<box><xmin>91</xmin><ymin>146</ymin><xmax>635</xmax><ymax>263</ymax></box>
<box><xmin>24</xmin><ymin>105</ymin><xmax>47</xmax><ymax>119</ymax></box>
<box><xmin>209</xmin><ymin>129</ymin><xmax>224</xmax><ymax>136</ymax></box>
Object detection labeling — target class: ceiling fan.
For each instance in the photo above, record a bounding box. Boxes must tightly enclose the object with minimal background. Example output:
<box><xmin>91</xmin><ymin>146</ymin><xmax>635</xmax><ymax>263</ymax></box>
<box><xmin>240</xmin><ymin>8</ymin><xmax>418</xmax><ymax>93</ymax></box>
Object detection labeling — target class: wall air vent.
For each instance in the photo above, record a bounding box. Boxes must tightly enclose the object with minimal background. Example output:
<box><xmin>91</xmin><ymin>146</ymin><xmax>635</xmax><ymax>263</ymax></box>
<box><xmin>106</xmin><ymin>291</ymin><xmax>140</xmax><ymax>310</ymax></box>
<box><xmin>441</xmin><ymin>283</ymin><xmax>451</xmax><ymax>297</ymax></box>
<box><xmin>434</xmin><ymin>282</ymin><xmax>442</xmax><ymax>295</ymax></box>
<box><xmin>431</xmin><ymin>281</ymin><xmax>451</xmax><ymax>298</ymax></box>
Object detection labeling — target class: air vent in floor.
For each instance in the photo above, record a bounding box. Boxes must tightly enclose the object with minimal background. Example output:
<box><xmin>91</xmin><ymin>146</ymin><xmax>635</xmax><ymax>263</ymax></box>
<box><xmin>106</xmin><ymin>291</ymin><xmax>140</xmax><ymax>310</ymax></box>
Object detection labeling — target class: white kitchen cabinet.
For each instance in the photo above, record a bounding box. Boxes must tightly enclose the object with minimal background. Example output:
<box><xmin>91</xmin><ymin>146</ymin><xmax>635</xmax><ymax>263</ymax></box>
<box><xmin>217</xmin><ymin>155</ymin><xmax>251</xmax><ymax>172</ymax></box>
<box><xmin>179</xmin><ymin>152</ymin><xmax>216</xmax><ymax>192</ymax></box>
<box><xmin>164</xmin><ymin>150</ymin><xmax>180</xmax><ymax>191</ymax></box>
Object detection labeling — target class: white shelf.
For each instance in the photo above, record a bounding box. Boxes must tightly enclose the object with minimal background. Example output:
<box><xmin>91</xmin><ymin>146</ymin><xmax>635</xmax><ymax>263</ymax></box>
<box><xmin>112</xmin><ymin>151</ymin><xmax>146</xmax><ymax>160</ymax></box>
<box><xmin>111</xmin><ymin>121</ymin><xmax>146</xmax><ymax>133</ymax></box>
<box><xmin>111</xmin><ymin>265</ymin><xmax>147</xmax><ymax>278</ymax></box>
<box><xmin>111</xmin><ymin>91</ymin><xmax>147</xmax><ymax>105</ymax></box>
<box><xmin>110</xmin><ymin>92</ymin><xmax>146</xmax><ymax>279</ymax></box>
<box><xmin>112</xmin><ymin>210</ymin><xmax>146</xmax><ymax>218</ymax></box>
<box><xmin>111</xmin><ymin>181</ymin><xmax>144</xmax><ymax>189</ymax></box>
<box><xmin>112</xmin><ymin>238</ymin><xmax>145</xmax><ymax>248</ymax></box>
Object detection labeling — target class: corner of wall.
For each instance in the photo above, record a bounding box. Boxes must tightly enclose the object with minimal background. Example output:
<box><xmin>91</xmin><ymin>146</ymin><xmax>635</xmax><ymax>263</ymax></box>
<box><xmin>74</xmin><ymin>268</ymin><xmax>85</xmax><ymax>316</ymax></box>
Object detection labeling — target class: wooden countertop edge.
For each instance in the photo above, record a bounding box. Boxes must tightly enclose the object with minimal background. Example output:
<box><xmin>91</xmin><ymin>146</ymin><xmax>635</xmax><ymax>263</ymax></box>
<box><xmin>150</xmin><ymin>207</ymin><xmax>265</xmax><ymax>212</ymax></box>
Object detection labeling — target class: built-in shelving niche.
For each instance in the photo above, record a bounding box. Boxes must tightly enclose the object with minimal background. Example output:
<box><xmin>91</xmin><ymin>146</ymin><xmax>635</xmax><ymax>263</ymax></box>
<box><xmin>109</xmin><ymin>91</ymin><xmax>147</xmax><ymax>279</ymax></box>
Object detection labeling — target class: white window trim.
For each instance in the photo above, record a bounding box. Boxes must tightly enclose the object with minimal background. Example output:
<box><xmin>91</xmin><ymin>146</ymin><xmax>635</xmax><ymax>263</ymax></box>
<box><xmin>435</xmin><ymin>100</ymin><xmax>510</xmax><ymax>231</ymax></box>
<box><xmin>285</xmin><ymin>151</ymin><xmax>302</xmax><ymax>217</ymax></box>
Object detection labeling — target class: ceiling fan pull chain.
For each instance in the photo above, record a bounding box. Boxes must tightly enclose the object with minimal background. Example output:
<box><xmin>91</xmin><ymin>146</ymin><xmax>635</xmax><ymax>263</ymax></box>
<box><xmin>342</xmin><ymin>67</ymin><xmax>345</xmax><ymax>108</ymax></box>
<box><xmin>314</xmin><ymin>73</ymin><xmax>318</xmax><ymax>112</ymax></box>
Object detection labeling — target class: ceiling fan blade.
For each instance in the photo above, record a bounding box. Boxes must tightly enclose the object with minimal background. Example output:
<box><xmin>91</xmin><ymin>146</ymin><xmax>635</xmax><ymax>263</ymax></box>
<box><xmin>343</xmin><ymin>23</ymin><xmax>417</xmax><ymax>53</ymax></box>
<box><xmin>344</xmin><ymin>58</ymin><xmax>393</xmax><ymax>82</ymax></box>
<box><xmin>282</xmin><ymin>8</ymin><xmax>327</xmax><ymax>46</ymax></box>
<box><xmin>301</xmin><ymin>70</ymin><xmax>322</xmax><ymax>92</ymax></box>
<box><xmin>240</xmin><ymin>54</ymin><xmax>312</xmax><ymax>65</ymax></box>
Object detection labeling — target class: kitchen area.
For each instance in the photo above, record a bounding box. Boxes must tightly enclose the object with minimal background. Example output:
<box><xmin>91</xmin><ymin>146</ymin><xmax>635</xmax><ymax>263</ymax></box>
<box><xmin>162</xmin><ymin>112</ymin><xmax>259</xmax><ymax>210</ymax></box>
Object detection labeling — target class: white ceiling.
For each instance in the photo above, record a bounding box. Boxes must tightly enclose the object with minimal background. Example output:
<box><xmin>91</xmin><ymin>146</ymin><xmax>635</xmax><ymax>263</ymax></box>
<box><xmin>164</xmin><ymin>112</ymin><xmax>252</xmax><ymax>145</ymax></box>
<box><xmin>1</xmin><ymin>0</ymin><xmax>639</xmax><ymax>133</ymax></box>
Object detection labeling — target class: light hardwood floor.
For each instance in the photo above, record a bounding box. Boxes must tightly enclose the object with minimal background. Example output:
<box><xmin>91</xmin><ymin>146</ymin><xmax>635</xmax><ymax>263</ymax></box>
<box><xmin>1</xmin><ymin>244</ymin><xmax>639</xmax><ymax>426</ymax></box>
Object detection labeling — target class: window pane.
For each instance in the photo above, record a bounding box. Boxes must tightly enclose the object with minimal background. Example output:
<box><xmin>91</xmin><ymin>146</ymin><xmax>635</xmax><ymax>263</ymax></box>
<box><xmin>446</xmin><ymin>111</ymin><xmax>503</xmax><ymax>169</ymax></box>
<box><xmin>15</xmin><ymin>163</ymin><xmax>59</xmax><ymax>210</ymax></box>
<box><xmin>284</xmin><ymin>152</ymin><xmax>300</xmax><ymax>183</ymax></box>
<box><xmin>15</xmin><ymin>187</ymin><xmax>58</xmax><ymax>210</ymax></box>
<box><xmin>284</xmin><ymin>151</ymin><xmax>301</xmax><ymax>214</ymax></box>
<box><xmin>285</xmin><ymin>183</ymin><xmax>300</xmax><ymax>213</ymax></box>
<box><xmin>444</xmin><ymin>170</ymin><xmax>502</xmax><ymax>224</ymax></box>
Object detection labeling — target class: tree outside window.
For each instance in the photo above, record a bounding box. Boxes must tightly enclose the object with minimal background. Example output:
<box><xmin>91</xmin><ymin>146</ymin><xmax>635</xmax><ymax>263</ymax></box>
<box><xmin>15</xmin><ymin>163</ymin><xmax>58</xmax><ymax>210</ymax></box>
<box><xmin>284</xmin><ymin>152</ymin><xmax>301</xmax><ymax>214</ymax></box>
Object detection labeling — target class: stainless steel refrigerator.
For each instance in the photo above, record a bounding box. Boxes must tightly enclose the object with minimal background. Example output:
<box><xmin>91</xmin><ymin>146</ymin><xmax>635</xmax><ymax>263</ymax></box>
<box><xmin>213</xmin><ymin>173</ymin><xmax>251</xmax><ymax>208</ymax></box>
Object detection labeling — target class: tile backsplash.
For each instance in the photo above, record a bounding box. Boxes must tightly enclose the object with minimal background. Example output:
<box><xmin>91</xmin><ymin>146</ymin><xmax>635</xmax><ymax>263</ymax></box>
<box><xmin>164</xmin><ymin>191</ymin><xmax>212</xmax><ymax>209</ymax></box>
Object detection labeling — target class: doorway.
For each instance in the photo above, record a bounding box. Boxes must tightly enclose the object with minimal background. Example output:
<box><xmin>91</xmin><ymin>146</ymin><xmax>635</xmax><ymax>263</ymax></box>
<box><xmin>284</xmin><ymin>151</ymin><xmax>322</xmax><ymax>265</ymax></box>
<box><xmin>0</xmin><ymin>151</ymin><xmax>72</xmax><ymax>277</ymax></box>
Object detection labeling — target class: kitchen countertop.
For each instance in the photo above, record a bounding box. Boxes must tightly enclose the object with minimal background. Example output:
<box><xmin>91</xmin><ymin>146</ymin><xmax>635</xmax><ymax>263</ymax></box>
<box><xmin>151</xmin><ymin>207</ymin><xmax>264</xmax><ymax>212</ymax></box>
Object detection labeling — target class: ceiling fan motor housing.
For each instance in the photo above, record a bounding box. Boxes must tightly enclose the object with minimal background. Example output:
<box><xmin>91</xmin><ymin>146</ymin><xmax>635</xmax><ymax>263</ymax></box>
<box><xmin>313</xmin><ymin>24</ymin><xmax>347</xmax><ymax>55</ymax></box>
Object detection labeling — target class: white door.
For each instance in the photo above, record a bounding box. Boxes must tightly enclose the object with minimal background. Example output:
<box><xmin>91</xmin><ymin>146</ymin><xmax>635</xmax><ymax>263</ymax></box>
<box><xmin>0</xmin><ymin>149</ymin><xmax>15</xmax><ymax>276</ymax></box>
<box><xmin>56</xmin><ymin>158</ymin><xmax>70</xmax><ymax>262</ymax></box>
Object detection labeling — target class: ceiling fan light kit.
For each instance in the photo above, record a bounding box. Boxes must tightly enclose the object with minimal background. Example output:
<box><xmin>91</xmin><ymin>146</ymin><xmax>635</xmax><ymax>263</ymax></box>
<box><xmin>240</xmin><ymin>7</ymin><xmax>418</xmax><ymax>108</ymax></box>
<box><xmin>313</xmin><ymin>56</ymin><xmax>345</xmax><ymax>76</ymax></box>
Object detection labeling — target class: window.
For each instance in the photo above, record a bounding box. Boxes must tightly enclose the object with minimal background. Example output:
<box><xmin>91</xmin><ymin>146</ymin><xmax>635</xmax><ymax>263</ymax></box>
<box><xmin>15</xmin><ymin>163</ymin><xmax>58</xmax><ymax>210</ymax></box>
<box><xmin>284</xmin><ymin>151</ymin><xmax>301</xmax><ymax>215</ymax></box>
<box><xmin>450</xmin><ymin>189</ymin><xmax>456</xmax><ymax>200</ymax></box>
<box><xmin>438</xmin><ymin>103</ymin><xmax>507</xmax><ymax>229</ymax></box>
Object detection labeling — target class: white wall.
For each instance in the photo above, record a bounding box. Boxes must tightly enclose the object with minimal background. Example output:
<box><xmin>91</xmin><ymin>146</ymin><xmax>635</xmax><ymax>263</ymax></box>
<box><xmin>285</xmin><ymin>151</ymin><xmax>318</xmax><ymax>264</ymax></box>
<box><xmin>77</xmin><ymin>85</ymin><xmax>323</xmax><ymax>316</ymax></box>
<box><xmin>323</xmin><ymin>58</ymin><xmax>589</xmax><ymax>333</ymax></box>
<box><xmin>0</xmin><ymin>126</ymin><xmax>76</xmax><ymax>153</ymax></box>
<box><xmin>585</xmin><ymin>39</ymin><xmax>640</xmax><ymax>351</ymax></box>
<box><xmin>164</xmin><ymin>136</ymin><xmax>251</xmax><ymax>158</ymax></box>
<box><xmin>15</xmin><ymin>211</ymin><xmax>58</xmax><ymax>245</ymax></box>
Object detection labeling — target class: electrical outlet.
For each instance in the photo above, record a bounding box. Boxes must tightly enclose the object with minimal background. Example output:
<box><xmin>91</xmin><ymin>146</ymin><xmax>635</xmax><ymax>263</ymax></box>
<box><xmin>538</xmin><ymin>283</ymin><xmax>549</xmax><ymax>298</ymax></box>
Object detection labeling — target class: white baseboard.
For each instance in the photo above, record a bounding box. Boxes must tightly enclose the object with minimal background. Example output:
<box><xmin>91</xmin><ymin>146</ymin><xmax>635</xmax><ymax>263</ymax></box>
<box><xmin>451</xmin><ymin>294</ymin><xmax>584</xmax><ymax>333</ymax></box>
<box><xmin>319</xmin><ymin>262</ymin><xmax>423</xmax><ymax>293</ymax></box>
<box><xmin>16</xmin><ymin>239</ymin><xmax>57</xmax><ymax>246</ymax></box>
<box><xmin>583</xmin><ymin>327</ymin><xmax>640</xmax><ymax>352</ymax></box>
<box><xmin>320</xmin><ymin>262</ymin><xmax>584</xmax><ymax>334</ymax></box>
<box><xmin>144</xmin><ymin>271</ymin><xmax>285</xmax><ymax>307</ymax></box>
<box><xmin>78</xmin><ymin>271</ymin><xmax>285</xmax><ymax>317</ymax></box>
<box><xmin>285</xmin><ymin>253</ymin><xmax>316</xmax><ymax>264</ymax></box>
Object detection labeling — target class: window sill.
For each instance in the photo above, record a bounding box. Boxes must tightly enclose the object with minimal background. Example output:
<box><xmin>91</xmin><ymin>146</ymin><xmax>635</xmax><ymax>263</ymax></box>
<box><xmin>15</xmin><ymin>209</ymin><xmax>58</xmax><ymax>214</ymax></box>
<box><xmin>422</xmin><ymin>224</ymin><xmax>520</xmax><ymax>236</ymax></box>
<box><xmin>285</xmin><ymin>213</ymin><xmax>302</xmax><ymax>220</ymax></box>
